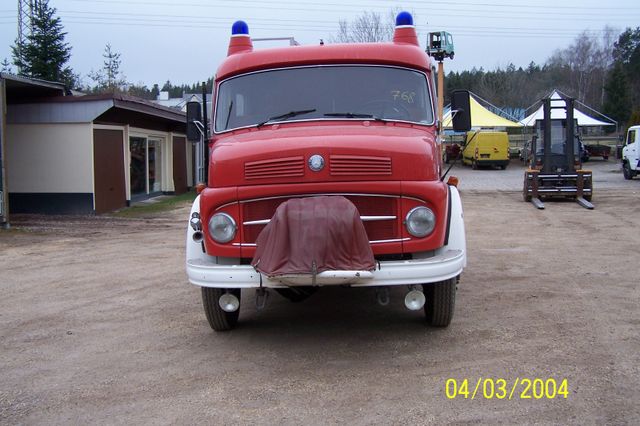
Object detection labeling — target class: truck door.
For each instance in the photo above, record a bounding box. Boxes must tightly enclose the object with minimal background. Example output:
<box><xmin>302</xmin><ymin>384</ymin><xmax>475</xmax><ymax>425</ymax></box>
<box><xmin>627</xmin><ymin>129</ymin><xmax>638</xmax><ymax>170</ymax></box>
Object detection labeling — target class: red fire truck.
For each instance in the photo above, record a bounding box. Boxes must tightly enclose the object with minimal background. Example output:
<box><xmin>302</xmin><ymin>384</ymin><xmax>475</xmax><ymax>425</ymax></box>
<box><xmin>185</xmin><ymin>12</ymin><xmax>470</xmax><ymax>331</ymax></box>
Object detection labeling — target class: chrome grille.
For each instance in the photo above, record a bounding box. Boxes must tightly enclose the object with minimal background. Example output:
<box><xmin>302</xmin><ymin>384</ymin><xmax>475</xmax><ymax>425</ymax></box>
<box><xmin>241</xmin><ymin>194</ymin><xmax>399</xmax><ymax>243</ymax></box>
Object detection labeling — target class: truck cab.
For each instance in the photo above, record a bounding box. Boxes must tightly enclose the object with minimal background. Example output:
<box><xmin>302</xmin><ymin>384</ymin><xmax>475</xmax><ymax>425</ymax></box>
<box><xmin>426</xmin><ymin>31</ymin><xmax>454</xmax><ymax>60</ymax></box>
<box><xmin>531</xmin><ymin>118</ymin><xmax>586</xmax><ymax>170</ymax></box>
<box><xmin>622</xmin><ymin>125</ymin><xmax>640</xmax><ymax>179</ymax></box>
<box><xmin>185</xmin><ymin>12</ymin><xmax>468</xmax><ymax>331</ymax></box>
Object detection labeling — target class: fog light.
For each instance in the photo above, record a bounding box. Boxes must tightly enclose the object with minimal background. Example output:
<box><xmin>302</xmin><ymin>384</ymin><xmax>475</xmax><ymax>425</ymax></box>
<box><xmin>219</xmin><ymin>292</ymin><xmax>240</xmax><ymax>312</ymax></box>
<box><xmin>404</xmin><ymin>288</ymin><xmax>425</xmax><ymax>310</ymax></box>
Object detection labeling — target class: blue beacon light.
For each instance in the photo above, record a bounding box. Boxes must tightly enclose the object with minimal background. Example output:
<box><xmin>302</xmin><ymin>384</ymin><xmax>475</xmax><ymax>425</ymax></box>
<box><xmin>232</xmin><ymin>20</ymin><xmax>249</xmax><ymax>35</ymax></box>
<box><xmin>395</xmin><ymin>11</ymin><xmax>414</xmax><ymax>26</ymax></box>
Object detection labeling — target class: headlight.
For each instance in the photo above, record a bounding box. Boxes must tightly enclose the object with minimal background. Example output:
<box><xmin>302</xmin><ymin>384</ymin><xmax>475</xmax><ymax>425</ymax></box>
<box><xmin>405</xmin><ymin>206</ymin><xmax>436</xmax><ymax>237</ymax></box>
<box><xmin>208</xmin><ymin>213</ymin><xmax>237</xmax><ymax>243</ymax></box>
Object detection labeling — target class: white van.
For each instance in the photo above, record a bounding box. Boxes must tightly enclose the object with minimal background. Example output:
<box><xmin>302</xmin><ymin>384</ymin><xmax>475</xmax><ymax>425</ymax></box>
<box><xmin>622</xmin><ymin>125</ymin><xmax>640</xmax><ymax>180</ymax></box>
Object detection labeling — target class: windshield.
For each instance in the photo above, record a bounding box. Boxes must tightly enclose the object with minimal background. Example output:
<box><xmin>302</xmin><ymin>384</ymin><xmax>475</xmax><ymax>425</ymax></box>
<box><xmin>214</xmin><ymin>65</ymin><xmax>434</xmax><ymax>132</ymax></box>
<box><xmin>534</xmin><ymin>119</ymin><xmax>579</xmax><ymax>157</ymax></box>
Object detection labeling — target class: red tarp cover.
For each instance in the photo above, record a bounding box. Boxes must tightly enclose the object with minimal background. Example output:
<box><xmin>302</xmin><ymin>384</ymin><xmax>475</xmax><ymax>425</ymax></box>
<box><xmin>251</xmin><ymin>196</ymin><xmax>375</xmax><ymax>277</ymax></box>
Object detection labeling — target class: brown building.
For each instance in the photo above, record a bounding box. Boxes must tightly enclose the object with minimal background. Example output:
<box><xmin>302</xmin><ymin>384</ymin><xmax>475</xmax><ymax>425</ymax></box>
<box><xmin>1</xmin><ymin>73</ymin><xmax>191</xmax><ymax>221</ymax></box>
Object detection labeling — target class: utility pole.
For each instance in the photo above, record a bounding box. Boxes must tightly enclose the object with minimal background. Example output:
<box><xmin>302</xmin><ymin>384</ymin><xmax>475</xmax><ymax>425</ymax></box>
<box><xmin>16</xmin><ymin>0</ymin><xmax>37</xmax><ymax>73</ymax></box>
<box><xmin>425</xmin><ymin>31</ymin><xmax>455</xmax><ymax>137</ymax></box>
<box><xmin>438</xmin><ymin>61</ymin><xmax>444</xmax><ymax>135</ymax></box>
<box><xmin>201</xmin><ymin>82</ymin><xmax>209</xmax><ymax>185</ymax></box>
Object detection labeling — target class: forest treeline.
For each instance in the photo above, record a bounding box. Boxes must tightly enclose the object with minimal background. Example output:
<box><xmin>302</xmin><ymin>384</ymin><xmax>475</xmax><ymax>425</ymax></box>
<box><xmin>6</xmin><ymin>3</ymin><xmax>640</xmax><ymax>128</ymax></box>
<box><xmin>445</xmin><ymin>28</ymin><xmax>640</xmax><ymax>127</ymax></box>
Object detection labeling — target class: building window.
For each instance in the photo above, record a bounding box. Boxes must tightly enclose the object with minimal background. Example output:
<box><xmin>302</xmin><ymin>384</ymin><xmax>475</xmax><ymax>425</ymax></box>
<box><xmin>130</xmin><ymin>136</ymin><xmax>163</xmax><ymax>198</ymax></box>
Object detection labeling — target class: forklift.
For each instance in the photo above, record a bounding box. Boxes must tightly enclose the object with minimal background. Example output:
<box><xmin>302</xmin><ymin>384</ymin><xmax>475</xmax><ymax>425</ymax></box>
<box><xmin>523</xmin><ymin>95</ymin><xmax>594</xmax><ymax>209</ymax></box>
<box><xmin>426</xmin><ymin>31</ymin><xmax>454</xmax><ymax>61</ymax></box>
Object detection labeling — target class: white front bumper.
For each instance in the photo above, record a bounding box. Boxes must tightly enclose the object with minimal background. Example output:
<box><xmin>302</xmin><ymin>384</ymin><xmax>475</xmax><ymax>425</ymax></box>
<box><xmin>186</xmin><ymin>186</ymin><xmax>467</xmax><ymax>289</ymax></box>
<box><xmin>186</xmin><ymin>249</ymin><xmax>464</xmax><ymax>288</ymax></box>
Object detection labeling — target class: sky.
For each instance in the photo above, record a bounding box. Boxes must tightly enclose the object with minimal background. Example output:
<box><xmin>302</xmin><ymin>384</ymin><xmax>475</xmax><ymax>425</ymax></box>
<box><xmin>1</xmin><ymin>0</ymin><xmax>639</xmax><ymax>90</ymax></box>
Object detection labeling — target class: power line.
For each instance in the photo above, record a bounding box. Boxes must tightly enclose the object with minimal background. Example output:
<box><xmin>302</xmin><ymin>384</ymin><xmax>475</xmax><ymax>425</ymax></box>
<box><xmin>53</xmin><ymin>9</ymin><xmax>633</xmax><ymax>32</ymax></box>
<box><xmin>64</xmin><ymin>0</ymin><xmax>640</xmax><ymax>18</ymax></box>
<box><xmin>56</xmin><ymin>18</ymin><xmax>608</xmax><ymax>39</ymax></box>
<box><xmin>233</xmin><ymin>0</ymin><xmax>640</xmax><ymax>11</ymax></box>
<box><xmin>3</xmin><ymin>9</ymin><xmax>623</xmax><ymax>42</ymax></box>
<box><xmin>67</xmin><ymin>0</ymin><xmax>640</xmax><ymax>12</ymax></box>
<box><xmin>55</xmin><ymin>14</ymin><xmax>631</xmax><ymax>32</ymax></box>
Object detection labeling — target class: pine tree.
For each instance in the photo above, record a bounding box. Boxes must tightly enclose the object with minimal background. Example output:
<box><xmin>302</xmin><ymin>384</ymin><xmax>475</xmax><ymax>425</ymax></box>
<box><xmin>612</xmin><ymin>27</ymin><xmax>640</xmax><ymax>111</ymax></box>
<box><xmin>150</xmin><ymin>84</ymin><xmax>160</xmax><ymax>99</ymax></box>
<box><xmin>89</xmin><ymin>44</ymin><xmax>127</xmax><ymax>92</ymax></box>
<box><xmin>11</xmin><ymin>0</ymin><xmax>76</xmax><ymax>87</ymax></box>
<box><xmin>603</xmin><ymin>62</ymin><xmax>632</xmax><ymax>125</ymax></box>
<box><xmin>1</xmin><ymin>58</ymin><xmax>12</xmax><ymax>73</ymax></box>
<box><xmin>126</xmin><ymin>83</ymin><xmax>154</xmax><ymax>100</ymax></box>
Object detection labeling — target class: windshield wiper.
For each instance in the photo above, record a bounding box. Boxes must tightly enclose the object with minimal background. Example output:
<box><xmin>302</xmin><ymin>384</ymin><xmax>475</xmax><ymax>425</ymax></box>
<box><xmin>256</xmin><ymin>109</ymin><xmax>317</xmax><ymax>127</ymax></box>
<box><xmin>323</xmin><ymin>112</ymin><xmax>386</xmax><ymax>121</ymax></box>
<box><xmin>224</xmin><ymin>100</ymin><xmax>234</xmax><ymax>129</ymax></box>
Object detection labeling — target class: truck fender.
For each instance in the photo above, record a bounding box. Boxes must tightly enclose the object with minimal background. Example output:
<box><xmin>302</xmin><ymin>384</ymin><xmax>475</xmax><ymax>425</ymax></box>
<box><xmin>185</xmin><ymin>195</ymin><xmax>216</xmax><ymax>265</ymax></box>
<box><xmin>440</xmin><ymin>185</ymin><xmax>467</xmax><ymax>268</ymax></box>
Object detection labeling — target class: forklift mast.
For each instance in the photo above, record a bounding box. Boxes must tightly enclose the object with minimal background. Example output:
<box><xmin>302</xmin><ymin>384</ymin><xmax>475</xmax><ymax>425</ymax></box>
<box><xmin>542</xmin><ymin>97</ymin><xmax>575</xmax><ymax>173</ymax></box>
<box><xmin>531</xmin><ymin>96</ymin><xmax>581</xmax><ymax>173</ymax></box>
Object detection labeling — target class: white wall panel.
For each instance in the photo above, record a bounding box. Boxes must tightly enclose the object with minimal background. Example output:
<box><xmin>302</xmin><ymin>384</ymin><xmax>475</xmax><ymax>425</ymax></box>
<box><xmin>6</xmin><ymin>123</ymin><xmax>93</xmax><ymax>193</ymax></box>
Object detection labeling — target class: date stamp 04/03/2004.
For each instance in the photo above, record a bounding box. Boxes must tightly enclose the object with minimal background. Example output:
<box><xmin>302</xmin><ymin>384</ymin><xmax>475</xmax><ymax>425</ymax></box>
<box><xmin>445</xmin><ymin>378</ymin><xmax>569</xmax><ymax>400</ymax></box>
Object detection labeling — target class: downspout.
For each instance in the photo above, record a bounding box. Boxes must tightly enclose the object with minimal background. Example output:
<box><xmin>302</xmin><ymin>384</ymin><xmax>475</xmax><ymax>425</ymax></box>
<box><xmin>0</xmin><ymin>77</ymin><xmax>9</xmax><ymax>227</ymax></box>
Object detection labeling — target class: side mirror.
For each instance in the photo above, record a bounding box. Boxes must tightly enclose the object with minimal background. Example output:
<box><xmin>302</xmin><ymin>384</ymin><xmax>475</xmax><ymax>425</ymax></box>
<box><xmin>186</xmin><ymin>101</ymin><xmax>203</xmax><ymax>142</ymax></box>
<box><xmin>451</xmin><ymin>90</ymin><xmax>471</xmax><ymax>132</ymax></box>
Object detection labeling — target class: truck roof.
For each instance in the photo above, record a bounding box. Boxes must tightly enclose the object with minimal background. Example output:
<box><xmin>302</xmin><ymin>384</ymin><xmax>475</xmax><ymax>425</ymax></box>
<box><xmin>216</xmin><ymin>42</ymin><xmax>433</xmax><ymax>81</ymax></box>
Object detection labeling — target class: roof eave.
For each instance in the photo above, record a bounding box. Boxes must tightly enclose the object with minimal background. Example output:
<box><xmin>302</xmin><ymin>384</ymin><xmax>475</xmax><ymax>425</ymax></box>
<box><xmin>113</xmin><ymin>98</ymin><xmax>185</xmax><ymax>123</ymax></box>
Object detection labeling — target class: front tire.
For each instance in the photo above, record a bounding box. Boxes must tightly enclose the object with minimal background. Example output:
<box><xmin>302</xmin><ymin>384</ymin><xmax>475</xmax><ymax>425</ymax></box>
<box><xmin>202</xmin><ymin>287</ymin><xmax>241</xmax><ymax>331</ymax></box>
<box><xmin>423</xmin><ymin>278</ymin><xmax>456</xmax><ymax>327</ymax></box>
<box><xmin>623</xmin><ymin>161</ymin><xmax>634</xmax><ymax>180</ymax></box>
<box><xmin>523</xmin><ymin>176</ymin><xmax>532</xmax><ymax>202</ymax></box>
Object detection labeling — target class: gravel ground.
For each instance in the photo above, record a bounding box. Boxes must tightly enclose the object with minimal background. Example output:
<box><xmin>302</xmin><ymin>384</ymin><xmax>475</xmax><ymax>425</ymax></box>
<box><xmin>447</xmin><ymin>157</ymin><xmax>638</xmax><ymax>192</ymax></box>
<box><xmin>1</xmin><ymin>167</ymin><xmax>639</xmax><ymax>425</ymax></box>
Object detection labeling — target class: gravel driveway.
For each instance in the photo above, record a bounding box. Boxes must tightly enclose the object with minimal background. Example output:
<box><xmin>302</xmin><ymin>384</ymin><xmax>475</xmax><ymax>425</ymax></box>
<box><xmin>1</xmin><ymin>166</ymin><xmax>639</xmax><ymax>424</ymax></box>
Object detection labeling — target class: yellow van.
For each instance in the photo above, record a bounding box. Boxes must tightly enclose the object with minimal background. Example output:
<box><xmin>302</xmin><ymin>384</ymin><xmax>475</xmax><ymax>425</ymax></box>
<box><xmin>462</xmin><ymin>131</ymin><xmax>510</xmax><ymax>170</ymax></box>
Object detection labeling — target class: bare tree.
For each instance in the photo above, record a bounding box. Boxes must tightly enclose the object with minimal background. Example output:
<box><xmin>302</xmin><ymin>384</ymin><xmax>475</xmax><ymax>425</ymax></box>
<box><xmin>330</xmin><ymin>11</ymin><xmax>397</xmax><ymax>43</ymax></box>
<box><xmin>600</xmin><ymin>26</ymin><xmax>618</xmax><ymax>106</ymax></box>
<box><xmin>546</xmin><ymin>28</ymin><xmax>617</xmax><ymax>109</ymax></box>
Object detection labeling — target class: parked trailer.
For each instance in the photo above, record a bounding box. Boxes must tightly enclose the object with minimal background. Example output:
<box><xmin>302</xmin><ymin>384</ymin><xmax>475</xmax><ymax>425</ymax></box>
<box><xmin>585</xmin><ymin>144</ymin><xmax>611</xmax><ymax>160</ymax></box>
